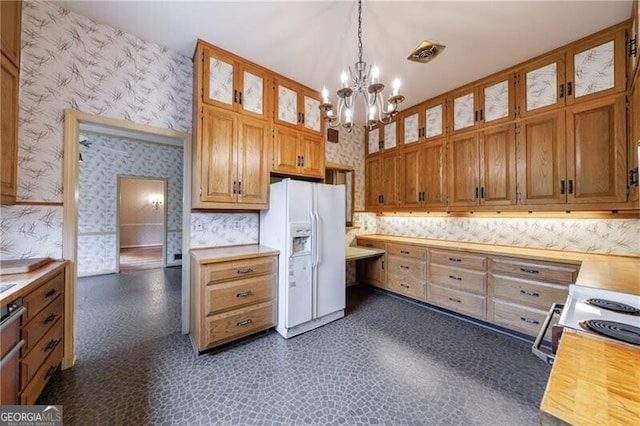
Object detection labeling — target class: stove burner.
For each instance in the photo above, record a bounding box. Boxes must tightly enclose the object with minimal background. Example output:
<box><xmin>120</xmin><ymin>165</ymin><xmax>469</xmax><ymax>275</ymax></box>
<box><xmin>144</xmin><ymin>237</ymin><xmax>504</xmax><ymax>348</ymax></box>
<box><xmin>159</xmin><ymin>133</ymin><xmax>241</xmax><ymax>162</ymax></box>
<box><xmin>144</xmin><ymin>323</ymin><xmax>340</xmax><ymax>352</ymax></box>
<box><xmin>585</xmin><ymin>298</ymin><xmax>640</xmax><ymax>316</ymax></box>
<box><xmin>580</xmin><ymin>320</ymin><xmax>640</xmax><ymax>346</ymax></box>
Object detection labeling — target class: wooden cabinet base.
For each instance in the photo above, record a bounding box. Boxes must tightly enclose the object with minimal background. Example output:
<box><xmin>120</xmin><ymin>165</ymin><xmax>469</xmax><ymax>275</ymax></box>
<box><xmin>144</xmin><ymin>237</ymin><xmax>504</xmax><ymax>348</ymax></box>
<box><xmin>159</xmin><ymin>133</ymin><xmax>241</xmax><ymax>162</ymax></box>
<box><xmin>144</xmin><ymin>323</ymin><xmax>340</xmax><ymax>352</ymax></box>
<box><xmin>205</xmin><ymin>301</ymin><xmax>275</xmax><ymax>348</ymax></box>
<box><xmin>20</xmin><ymin>342</ymin><xmax>63</xmax><ymax>405</ymax></box>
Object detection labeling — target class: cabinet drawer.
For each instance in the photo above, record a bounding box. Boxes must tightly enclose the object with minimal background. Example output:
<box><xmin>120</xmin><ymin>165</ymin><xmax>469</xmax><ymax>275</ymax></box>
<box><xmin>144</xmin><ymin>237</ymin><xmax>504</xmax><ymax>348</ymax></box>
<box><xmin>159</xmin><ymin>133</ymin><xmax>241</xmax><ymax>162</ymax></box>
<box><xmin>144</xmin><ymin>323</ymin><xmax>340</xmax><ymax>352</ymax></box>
<box><xmin>387</xmin><ymin>274</ymin><xmax>426</xmax><ymax>300</ymax></box>
<box><xmin>20</xmin><ymin>340</ymin><xmax>63</xmax><ymax>405</ymax></box>
<box><xmin>429</xmin><ymin>249</ymin><xmax>487</xmax><ymax>270</ymax></box>
<box><xmin>428</xmin><ymin>283</ymin><xmax>486</xmax><ymax>319</ymax></box>
<box><xmin>21</xmin><ymin>320</ymin><xmax>63</xmax><ymax>386</ymax></box>
<box><xmin>386</xmin><ymin>243</ymin><xmax>427</xmax><ymax>260</ymax></box>
<box><xmin>387</xmin><ymin>256</ymin><xmax>426</xmax><ymax>280</ymax></box>
<box><xmin>205</xmin><ymin>274</ymin><xmax>275</xmax><ymax>315</ymax></box>
<box><xmin>22</xmin><ymin>295</ymin><xmax>63</xmax><ymax>352</ymax></box>
<box><xmin>356</xmin><ymin>240</ymin><xmax>385</xmax><ymax>250</ymax></box>
<box><xmin>23</xmin><ymin>272</ymin><xmax>64</xmax><ymax>323</ymax></box>
<box><xmin>203</xmin><ymin>256</ymin><xmax>276</xmax><ymax>284</ymax></box>
<box><xmin>489</xmin><ymin>273</ymin><xmax>568</xmax><ymax>310</ymax></box>
<box><xmin>429</xmin><ymin>264</ymin><xmax>486</xmax><ymax>295</ymax></box>
<box><xmin>491</xmin><ymin>257</ymin><xmax>578</xmax><ymax>284</ymax></box>
<box><xmin>204</xmin><ymin>301</ymin><xmax>275</xmax><ymax>348</ymax></box>
<box><xmin>489</xmin><ymin>299</ymin><xmax>555</xmax><ymax>340</ymax></box>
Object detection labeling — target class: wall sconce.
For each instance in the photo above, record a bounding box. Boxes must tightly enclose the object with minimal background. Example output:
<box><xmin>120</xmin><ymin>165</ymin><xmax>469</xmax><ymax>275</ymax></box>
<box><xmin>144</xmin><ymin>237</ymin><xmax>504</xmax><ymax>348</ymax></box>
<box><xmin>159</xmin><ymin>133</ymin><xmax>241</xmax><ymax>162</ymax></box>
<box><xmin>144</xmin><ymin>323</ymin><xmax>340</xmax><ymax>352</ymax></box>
<box><xmin>150</xmin><ymin>194</ymin><xmax>163</xmax><ymax>210</ymax></box>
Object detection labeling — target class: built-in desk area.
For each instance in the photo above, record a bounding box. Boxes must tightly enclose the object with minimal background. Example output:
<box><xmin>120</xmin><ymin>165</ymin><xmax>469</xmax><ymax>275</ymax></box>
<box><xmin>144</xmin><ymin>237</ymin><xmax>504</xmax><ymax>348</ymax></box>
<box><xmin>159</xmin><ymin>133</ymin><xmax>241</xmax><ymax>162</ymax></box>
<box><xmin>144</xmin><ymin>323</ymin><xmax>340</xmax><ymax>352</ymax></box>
<box><xmin>345</xmin><ymin>246</ymin><xmax>385</xmax><ymax>261</ymax></box>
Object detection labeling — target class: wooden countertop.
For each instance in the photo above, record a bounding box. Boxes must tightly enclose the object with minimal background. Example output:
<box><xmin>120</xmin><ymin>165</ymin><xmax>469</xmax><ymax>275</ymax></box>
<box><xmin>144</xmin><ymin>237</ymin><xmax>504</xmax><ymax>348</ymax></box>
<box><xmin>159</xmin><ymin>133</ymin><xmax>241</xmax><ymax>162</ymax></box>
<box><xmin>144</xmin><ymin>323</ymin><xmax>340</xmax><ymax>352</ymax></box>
<box><xmin>190</xmin><ymin>244</ymin><xmax>279</xmax><ymax>263</ymax></box>
<box><xmin>0</xmin><ymin>260</ymin><xmax>68</xmax><ymax>306</ymax></box>
<box><xmin>357</xmin><ymin>234</ymin><xmax>640</xmax><ymax>425</ymax></box>
<box><xmin>356</xmin><ymin>235</ymin><xmax>640</xmax><ymax>295</ymax></box>
<box><xmin>346</xmin><ymin>246</ymin><xmax>385</xmax><ymax>261</ymax></box>
<box><xmin>540</xmin><ymin>330</ymin><xmax>640</xmax><ymax>425</ymax></box>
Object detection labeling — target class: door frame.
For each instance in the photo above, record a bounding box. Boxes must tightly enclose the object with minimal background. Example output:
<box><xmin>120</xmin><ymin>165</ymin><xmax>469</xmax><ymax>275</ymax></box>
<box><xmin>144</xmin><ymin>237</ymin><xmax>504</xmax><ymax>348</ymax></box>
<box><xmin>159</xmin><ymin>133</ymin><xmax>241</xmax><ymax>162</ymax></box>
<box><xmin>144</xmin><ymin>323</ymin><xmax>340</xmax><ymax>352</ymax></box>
<box><xmin>116</xmin><ymin>175</ymin><xmax>168</xmax><ymax>272</ymax></box>
<box><xmin>63</xmin><ymin>109</ymin><xmax>191</xmax><ymax>368</ymax></box>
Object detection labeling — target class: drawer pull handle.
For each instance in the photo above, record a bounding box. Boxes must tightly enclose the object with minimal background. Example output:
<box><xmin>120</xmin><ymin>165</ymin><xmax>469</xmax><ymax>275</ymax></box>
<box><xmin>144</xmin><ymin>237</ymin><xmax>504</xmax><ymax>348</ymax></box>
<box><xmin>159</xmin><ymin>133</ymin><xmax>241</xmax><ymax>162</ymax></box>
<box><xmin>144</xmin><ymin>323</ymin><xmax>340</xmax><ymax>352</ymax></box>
<box><xmin>45</xmin><ymin>289</ymin><xmax>57</xmax><ymax>298</ymax></box>
<box><xmin>400</xmin><ymin>250</ymin><xmax>410</xmax><ymax>254</ymax></box>
<box><xmin>400</xmin><ymin>283</ymin><xmax>410</xmax><ymax>289</ymax></box>
<box><xmin>448</xmin><ymin>257</ymin><xmax>462</xmax><ymax>263</ymax></box>
<box><xmin>448</xmin><ymin>297</ymin><xmax>462</xmax><ymax>304</ymax></box>
<box><xmin>237</xmin><ymin>268</ymin><xmax>253</xmax><ymax>274</ymax></box>
<box><xmin>45</xmin><ymin>339</ymin><xmax>59</xmax><ymax>351</ymax></box>
<box><xmin>520</xmin><ymin>317</ymin><xmax>540</xmax><ymax>325</ymax></box>
<box><xmin>399</xmin><ymin>265</ymin><xmax>410</xmax><ymax>270</ymax></box>
<box><xmin>520</xmin><ymin>268</ymin><xmax>539</xmax><ymax>275</ymax></box>
<box><xmin>236</xmin><ymin>319</ymin><xmax>253</xmax><ymax>327</ymax></box>
<box><xmin>365</xmin><ymin>243</ymin><xmax>373</xmax><ymax>247</ymax></box>
<box><xmin>44</xmin><ymin>314</ymin><xmax>57</xmax><ymax>324</ymax></box>
<box><xmin>448</xmin><ymin>275</ymin><xmax>462</xmax><ymax>281</ymax></box>
<box><xmin>236</xmin><ymin>290</ymin><xmax>253</xmax><ymax>298</ymax></box>
<box><xmin>520</xmin><ymin>290</ymin><xmax>540</xmax><ymax>297</ymax></box>
<box><xmin>45</xmin><ymin>365</ymin><xmax>59</xmax><ymax>379</ymax></box>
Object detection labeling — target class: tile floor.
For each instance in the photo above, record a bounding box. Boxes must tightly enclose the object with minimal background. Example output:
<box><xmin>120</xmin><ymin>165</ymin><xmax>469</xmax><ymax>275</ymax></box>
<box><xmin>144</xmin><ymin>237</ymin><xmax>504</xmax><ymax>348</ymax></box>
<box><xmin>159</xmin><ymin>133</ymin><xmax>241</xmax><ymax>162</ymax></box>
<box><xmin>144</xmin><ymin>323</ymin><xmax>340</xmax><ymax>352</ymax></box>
<box><xmin>39</xmin><ymin>268</ymin><xmax>551</xmax><ymax>425</ymax></box>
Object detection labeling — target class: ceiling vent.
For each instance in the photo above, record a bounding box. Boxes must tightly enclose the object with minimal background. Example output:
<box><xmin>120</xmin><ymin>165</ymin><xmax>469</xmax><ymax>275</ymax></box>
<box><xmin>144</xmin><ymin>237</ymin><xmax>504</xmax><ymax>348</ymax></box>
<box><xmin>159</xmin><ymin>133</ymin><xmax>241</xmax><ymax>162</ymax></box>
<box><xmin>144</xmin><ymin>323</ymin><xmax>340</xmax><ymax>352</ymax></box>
<box><xmin>407</xmin><ymin>40</ymin><xmax>446</xmax><ymax>63</ymax></box>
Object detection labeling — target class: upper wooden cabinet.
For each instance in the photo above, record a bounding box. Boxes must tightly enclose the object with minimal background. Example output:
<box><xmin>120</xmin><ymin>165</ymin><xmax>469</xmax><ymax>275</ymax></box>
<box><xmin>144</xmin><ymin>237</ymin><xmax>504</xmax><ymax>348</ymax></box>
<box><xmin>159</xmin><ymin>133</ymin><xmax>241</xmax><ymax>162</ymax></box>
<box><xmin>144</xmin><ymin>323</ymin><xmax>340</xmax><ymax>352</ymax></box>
<box><xmin>365</xmin><ymin>156</ymin><xmax>382</xmax><ymax>209</ymax></box>
<box><xmin>365</xmin><ymin>152</ymin><xmax>401</xmax><ymax>210</ymax></box>
<box><xmin>448</xmin><ymin>86</ymin><xmax>479</xmax><ymax>135</ymax></box>
<box><xmin>366</xmin><ymin>124</ymin><xmax>383</xmax><ymax>155</ymax></box>
<box><xmin>1</xmin><ymin>1</ymin><xmax>21</xmax><ymax>67</ymax></box>
<box><xmin>1</xmin><ymin>0</ymin><xmax>21</xmax><ymax>205</ymax></box>
<box><xmin>201</xmin><ymin>45</ymin><xmax>271</xmax><ymax>121</ymax></box>
<box><xmin>383</xmin><ymin>119</ymin><xmax>399</xmax><ymax>151</ymax></box>
<box><xmin>195</xmin><ymin>105</ymin><xmax>270</xmax><ymax>209</ymax></box>
<box><xmin>400</xmin><ymin>139</ymin><xmax>447</xmax><ymax>209</ymax></box>
<box><xmin>629</xmin><ymin>74</ymin><xmax>640</xmax><ymax>204</ymax></box>
<box><xmin>400</xmin><ymin>96</ymin><xmax>447</xmax><ymax>145</ymax></box>
<box><xmin>478</xmin><ymin>71</ymin><xmax>516</xmax><ymax>127</ymax></box>
<box><xmin>566</xmin><ymin>95</ymin><xmax>627</xmax><ymax>204</ymax></box>
<box><xmin>1</xmin><ymin>54</ymin><xmax>19</xmax><ymax>205</ymax></box>
<box><xmin>448</xmin><ymin>132</ymin><xmax>480</xmax><ymax>206</ymax></box>
<box><xmin>274</xmin><ymin>78</ymin><xmax>322</xmax><ymax>135</ymax></box>
<box><xmin>518</xmin><ymin>26</ymin><xmax>626</xmax><ymax>118</ymax></box>
<box><xmin>628</xmin><ymin>1</ymin><xmax>638</xmax><ymax>84</ymax></box>
<box><xmin>272</xmin><ymin>125</ymin><xmax>324</xmax><ymax>179</ymax></box>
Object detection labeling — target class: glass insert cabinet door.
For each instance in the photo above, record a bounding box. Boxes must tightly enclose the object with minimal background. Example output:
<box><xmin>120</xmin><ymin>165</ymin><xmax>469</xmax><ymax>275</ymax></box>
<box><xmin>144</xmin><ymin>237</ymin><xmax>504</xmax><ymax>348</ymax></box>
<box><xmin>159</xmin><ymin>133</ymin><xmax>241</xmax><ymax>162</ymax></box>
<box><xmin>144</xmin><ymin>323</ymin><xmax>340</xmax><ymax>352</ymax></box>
<box><xmin>241</xmin><ymin>69</ymin><xmax>264</xmax><ymax>116</ymax></box>
<box><xmin>384</xmin><ymin>121</ymin><xmax>397</xmax><ymax>150</ymax></box>
<box><xmin>204</xmin><ymin>49</ymin><xmax>236</xmax><ymax>108</ymax></box>
<box><xmin>278</xmin><ymin>84</ymin><xmax>298</xmax><ymax>125</ymax></box>
<box><xmin>425</xmin><ymin>104</ymin><xmax>443</xmax><ymax>138</ymax></box>
<box><xmin>452</xmin><ymin>92</ymin><xmax>475</xmax><ymax>131</ymax></box>
<box><xmin>368</xmin><ymin>127</ymin><xmax>380</xmax><ymax>154</ymax></box>
<box><xmin>572</xmin><ymin>40</ymin><xmax>615</xmax><ymax>99</ymax></box>
<box><xmin>303</xmin><ymin>95</ymin><xmax>321</xmax><ymax>133</ymax></box>
<box><xmin>483</xmin><ymin>80</ymin><xmax>509</xmax><ymax>123</ymax></box>
<box><xmin>403</xmin><ymin>112</ymin><xmax>419</xmax><ymax>144</ymax></box>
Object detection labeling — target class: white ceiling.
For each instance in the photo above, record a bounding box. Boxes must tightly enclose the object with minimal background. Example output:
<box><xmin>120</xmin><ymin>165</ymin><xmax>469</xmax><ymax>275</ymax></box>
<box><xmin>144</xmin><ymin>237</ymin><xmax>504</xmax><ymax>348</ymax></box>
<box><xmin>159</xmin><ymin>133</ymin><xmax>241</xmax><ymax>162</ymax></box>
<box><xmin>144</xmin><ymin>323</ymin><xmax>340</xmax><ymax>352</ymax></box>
<box><xmin>55</xmin><ymin>1</ymin><xmax>633</xmax><ymax>110</ymax></box>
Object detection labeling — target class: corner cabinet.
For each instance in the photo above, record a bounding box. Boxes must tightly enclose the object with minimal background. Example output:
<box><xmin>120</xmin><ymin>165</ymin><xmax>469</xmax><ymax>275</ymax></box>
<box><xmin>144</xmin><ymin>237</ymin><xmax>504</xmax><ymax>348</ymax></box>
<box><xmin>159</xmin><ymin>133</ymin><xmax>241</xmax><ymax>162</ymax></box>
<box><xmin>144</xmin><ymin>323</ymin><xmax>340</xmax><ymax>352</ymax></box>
<box><xmin>193</xmin><ymin>40</ymin><xmax>272</xmax><ymax>210</ymax></box>
<box><xmin>0</xmin><ymin>0</ymin><xmax>21</xmax><ymax>205</ymax></box>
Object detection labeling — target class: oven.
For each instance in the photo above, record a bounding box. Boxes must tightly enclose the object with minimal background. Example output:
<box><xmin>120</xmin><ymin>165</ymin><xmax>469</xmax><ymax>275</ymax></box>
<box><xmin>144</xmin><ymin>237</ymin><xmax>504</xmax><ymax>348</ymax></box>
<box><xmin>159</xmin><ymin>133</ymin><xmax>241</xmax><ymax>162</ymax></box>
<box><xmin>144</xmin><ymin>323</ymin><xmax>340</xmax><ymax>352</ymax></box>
<box><xmin>532</xmin><ymin>285</ymin><xmax>640</xmax><ymax>365</ymax></box>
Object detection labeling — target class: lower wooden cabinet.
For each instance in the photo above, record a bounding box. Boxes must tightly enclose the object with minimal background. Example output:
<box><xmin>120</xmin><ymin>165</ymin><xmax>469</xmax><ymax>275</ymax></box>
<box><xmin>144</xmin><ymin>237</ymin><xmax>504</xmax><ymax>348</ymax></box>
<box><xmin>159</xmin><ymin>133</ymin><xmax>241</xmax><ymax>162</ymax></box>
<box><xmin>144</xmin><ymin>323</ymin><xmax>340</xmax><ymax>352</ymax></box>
<box><xmin>355</xmin><ymin>240</ymin><xmax>386</xmax><ymax>289</ymax></box>
<box><xmin>384</xmin><ymin>243</ymin><xmax>427</xmax><ymax>301</ymax></box>
<box><xmin>190</xmin><ymin>246</ymin><xmax>278</xmax><ymax>353</ymax></box>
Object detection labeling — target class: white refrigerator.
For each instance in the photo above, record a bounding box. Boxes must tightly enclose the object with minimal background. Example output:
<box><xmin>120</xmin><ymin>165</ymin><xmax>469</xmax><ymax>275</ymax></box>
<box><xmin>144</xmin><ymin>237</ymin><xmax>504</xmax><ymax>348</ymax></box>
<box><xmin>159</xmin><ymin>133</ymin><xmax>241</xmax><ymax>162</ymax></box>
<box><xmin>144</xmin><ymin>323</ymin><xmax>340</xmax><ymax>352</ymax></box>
<box><xmin>260</xmin><ymin>179</ymin><xmax>346</xmax><ymax>338</ymax></box>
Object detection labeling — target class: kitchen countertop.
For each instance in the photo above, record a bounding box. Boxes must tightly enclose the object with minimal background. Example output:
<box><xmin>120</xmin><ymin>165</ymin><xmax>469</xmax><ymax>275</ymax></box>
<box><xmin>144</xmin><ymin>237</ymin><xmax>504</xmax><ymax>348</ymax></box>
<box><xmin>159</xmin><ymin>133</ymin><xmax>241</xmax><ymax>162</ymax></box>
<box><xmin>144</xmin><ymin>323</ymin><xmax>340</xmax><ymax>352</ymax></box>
<box><xmin>0</xmin><ymin>260</ymin><xmax>68</xmax><ymax>306</ymax></box>
<box><xmin>190</xmin><ymin>244</ymin><xmax>279</xmax><ymax>263</ymax></box>
<box><xmin>345</xmin><ymin>246</ymin><xmax>385</xmax><ymax>261</ymax></box>
<box><xmin>357</xmin><ymin>234</ymin><xmax>640</xmax><ymax>424</ymax></box>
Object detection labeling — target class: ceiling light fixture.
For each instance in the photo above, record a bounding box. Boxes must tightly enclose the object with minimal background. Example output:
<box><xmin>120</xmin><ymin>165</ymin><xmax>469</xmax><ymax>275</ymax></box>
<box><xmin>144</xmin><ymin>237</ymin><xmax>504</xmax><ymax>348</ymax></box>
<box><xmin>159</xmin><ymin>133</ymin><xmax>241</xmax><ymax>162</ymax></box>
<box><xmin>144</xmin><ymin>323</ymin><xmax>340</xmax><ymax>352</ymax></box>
<box><xmin>319</xmin><ymin>0</ymin><xmax>404</xmax><ymax>133</ymax></box>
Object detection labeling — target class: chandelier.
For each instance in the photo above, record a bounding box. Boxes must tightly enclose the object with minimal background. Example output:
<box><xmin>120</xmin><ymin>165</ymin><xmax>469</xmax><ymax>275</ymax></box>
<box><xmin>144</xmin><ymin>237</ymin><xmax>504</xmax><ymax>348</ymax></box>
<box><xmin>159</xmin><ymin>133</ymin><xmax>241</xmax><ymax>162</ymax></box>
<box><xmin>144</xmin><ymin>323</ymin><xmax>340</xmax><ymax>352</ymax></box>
<box><xmin>319</xmin><ymin>0</ymin><xmax>404</xmax><ymax>132</ymax></box>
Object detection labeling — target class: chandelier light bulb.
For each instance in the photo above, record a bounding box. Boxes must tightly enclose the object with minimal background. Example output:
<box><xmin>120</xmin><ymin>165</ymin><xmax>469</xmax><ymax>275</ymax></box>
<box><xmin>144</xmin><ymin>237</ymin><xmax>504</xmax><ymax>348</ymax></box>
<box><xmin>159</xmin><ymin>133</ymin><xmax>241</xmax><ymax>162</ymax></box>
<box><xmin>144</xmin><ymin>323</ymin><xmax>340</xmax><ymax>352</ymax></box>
<box><xmin>369</xmin><ymin>106</ymin><xmax>376</xmax><ymax>120</ymax></box>
<box><xmin>341</xmin><ymin>71</ymin><xmax>348</xmax><ymax>88</ymax></box>
<box><xmin>345</xmin><ymin>108</ymin><xmax>353</xmax><ymax>123</ymax></box>
<box><xmin>322</xmin><ymin>87</ymin><xmax>329</xmax><ymax>103</ymax></box>
<box><xmin>371</xmin><ymin>66</ymin><xmax>380</xmax><ymax>84</ymax></box>
<box><xmin>393</xmin><ymin>78</ymin><xmax>400</xmax><ymax>96</ymax></box>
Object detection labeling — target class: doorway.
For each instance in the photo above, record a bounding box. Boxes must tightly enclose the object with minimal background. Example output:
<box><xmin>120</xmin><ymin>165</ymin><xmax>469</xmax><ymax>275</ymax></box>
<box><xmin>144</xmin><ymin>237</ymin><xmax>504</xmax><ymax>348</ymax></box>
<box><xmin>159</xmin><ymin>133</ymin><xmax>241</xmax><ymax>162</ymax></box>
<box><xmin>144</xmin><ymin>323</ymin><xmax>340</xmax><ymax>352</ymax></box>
<box><xmin>118</xmin><ymin>176</ymin><xmax>167</xmax><ymax>272</ymax></box>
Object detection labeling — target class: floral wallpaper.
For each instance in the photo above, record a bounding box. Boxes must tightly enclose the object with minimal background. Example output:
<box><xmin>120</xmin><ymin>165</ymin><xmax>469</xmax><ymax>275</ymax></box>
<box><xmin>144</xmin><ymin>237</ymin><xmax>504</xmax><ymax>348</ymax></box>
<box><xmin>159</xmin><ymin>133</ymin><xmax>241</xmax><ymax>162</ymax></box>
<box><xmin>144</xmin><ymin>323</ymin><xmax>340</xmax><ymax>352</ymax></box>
<box><xmin>325</xmin><ymin>125</ymin><xmax>365</xmax><ymax>212</ymax></box>
<box><xmin>375</xmin><ymin>216</ymin><xmax>640</xmax><ymax>257</ymax></box>
<box><xmin>0</xmin><ymin>206</ymin><xmax>63</xmax><ymax>259</ymax></box>
<box><xmin>191</xmin><ymin>213</ymin><xmax>259</xmax><ymax>248</ymax></box>
<box><xmin>77</xmin><ymin>133</ymin><xmax>183</xmax><ymax>276</ymax></box>
<box><xmin>573</xmin><ymin>40</ymin><xmax>614</xmax><ymax>98</ymax></box>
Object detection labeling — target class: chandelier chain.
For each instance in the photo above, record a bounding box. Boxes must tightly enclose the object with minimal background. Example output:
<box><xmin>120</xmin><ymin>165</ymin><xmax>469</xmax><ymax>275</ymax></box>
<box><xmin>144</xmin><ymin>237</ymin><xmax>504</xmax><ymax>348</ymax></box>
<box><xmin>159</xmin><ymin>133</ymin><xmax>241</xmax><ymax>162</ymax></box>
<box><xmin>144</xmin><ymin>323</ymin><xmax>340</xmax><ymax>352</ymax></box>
<box><xmin>357</xmin><ymin>0</ymin><xmax>363</xmax><ymax>64</ymax></box>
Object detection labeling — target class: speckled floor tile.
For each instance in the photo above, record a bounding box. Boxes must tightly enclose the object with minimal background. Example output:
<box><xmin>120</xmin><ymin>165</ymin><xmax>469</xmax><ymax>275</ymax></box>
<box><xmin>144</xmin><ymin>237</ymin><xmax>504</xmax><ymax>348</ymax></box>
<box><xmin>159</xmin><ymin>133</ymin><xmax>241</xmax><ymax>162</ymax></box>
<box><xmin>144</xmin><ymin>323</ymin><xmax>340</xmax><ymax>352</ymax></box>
<box><xmin>38</xmin><ymin>268</ymin><xmax>550</xmax><ymax>425</ymax></box>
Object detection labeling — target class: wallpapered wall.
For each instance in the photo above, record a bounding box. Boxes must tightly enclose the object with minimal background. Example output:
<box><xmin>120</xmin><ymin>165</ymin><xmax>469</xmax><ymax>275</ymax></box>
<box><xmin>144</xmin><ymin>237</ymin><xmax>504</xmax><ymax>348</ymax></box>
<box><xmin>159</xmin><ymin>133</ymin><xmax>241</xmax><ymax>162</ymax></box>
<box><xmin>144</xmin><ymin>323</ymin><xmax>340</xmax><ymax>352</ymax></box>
<box><xmin>327</xmin><ymin>126</ymin><xmax>365</xmax><ymax>211</ymax></box>
<box><xmin>78</xmin><ymin>134</ymin><xmax>183</xmax><ymax>276</ymax></box>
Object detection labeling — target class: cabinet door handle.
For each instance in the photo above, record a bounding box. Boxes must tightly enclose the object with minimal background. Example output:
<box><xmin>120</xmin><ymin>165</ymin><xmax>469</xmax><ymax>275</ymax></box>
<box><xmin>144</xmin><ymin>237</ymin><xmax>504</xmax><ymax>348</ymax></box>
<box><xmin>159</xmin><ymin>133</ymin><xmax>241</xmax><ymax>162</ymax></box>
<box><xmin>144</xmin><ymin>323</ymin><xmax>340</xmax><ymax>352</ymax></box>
<box><xmin>400</xmin><ymin>283</ymin><xmax>410</xmax><ymax>289</ymax></box>
<box><xmin>480</xmin><ymin>187</ymin><xmax>484</xmax><ymax>199</ymax></box>
<box><xmin>45</xmin><ymin>365</ymin><xmax>59</xmax><ymax>379</ymax></box>
<box><xmin>520</xmin><ymin>268</ymin><xmax>539</xmax><ymax>275</ymax></box>
<box><xmin>236</xmin><ymin>290</ymin><xmax>253</xmax><ymax>298</ymax></box>
<box><xmin>45</xmin><ymin>289</ymin><xmax>57</xmax><ymax>298</ymax></box>
<box><xmin>238</xmin><ymin>91</ymin><xmax>243</xmax><ymax>105</ymax></box>
<box><xmin>567</xmin><ymin>81</ymin><xmax>572</xmax><ymax>96</ymax></box>
<box><xmin>237</xmin><ymin>268</ymin><xmax>253</xmax><ymax>274</ymax></box>
<box><xmin>559</xmin><ymin>83</ymin><xmax>564</xmax><ymax>98</ymax></box>
<box><xmin>45</xmin><ymin>339</ymin><xmax>59</xmax><ymax>351</ymax></box>
<box><xmin>567</xmin><ymin>180</ymin><xmax>573</xmax><ymax>195</ymax></box>
<box><xmin>233</xmin><ymin>181</ymin><xmax>237</xmax><ymax>194</ymax></box>
<box><xmin>479</xmin><ymin>109</ymin><xmax>483</xmax><ymax>121</ymax></box>
<box><xmin>238</xmin><ymin>181</ymin><xmax>242</xmax><ymax>195</ymax></box>
<box><xmin>44</xmin><ymin>313</ymin><xmax>57</xmax><ymax>324</ymax></box>
<box><xmin>520</xmin><ymin>317</ymin><xmax>540</xmax><ymax>325</ymax></box>
<box><xmin>301</xmin><ymin>156</ymin><xmax>305</xmax><ymax>167</ymax></box>
<box><xmin>234</xmin><ymin>89</ymin><xmax>238</xmax><ymax>103</ymax></box>
<box><xmin>448</xmin><ymin>275</ymin><xmax>462</xmax><ymax>281</ymax></box>
<box><xmin>448</xmin><ymin>297</ymin><xmax>462</xmax><ymax>304</ymax></box>
<box><xmin>475</xmin><ymin>187</ymin><xmax>479</xmax><ymax>199</ymax></box>
<box><xmin>560</xmin><ymin>180</ymin><xmax>565</xmax><ymax>195</ymax></box>
<box><xmin>520</xmin><ymin>290</ymin><xmax>540</xmax><ymax>297</ymax></box>
<box><xmin>400</xmin><ymin>265</ymin><xmax>410</xmax><ymax>270</ymax></box>
<box><xmin>301</xmin><ymin>113</ymin><xmax>305</xmax><ymax>124</ymax></box>
<box><xmin>400</xmin><ymin>250</ymin><xmax>410</xmax><ymax>254</ymax></box>
<box><xmin>448</xmin><ymin>257</ymin><xmax>462</xmax><ymax>263</ymax></box>
<box><xmin>236</xmin><ymin>319</ymin><xmax>253</xmax><ymax>327</ymax></box>
<box><xmin>475</xmin><ymin>110</ymin><xmax>478</xmax><ymax>122</ymax></box>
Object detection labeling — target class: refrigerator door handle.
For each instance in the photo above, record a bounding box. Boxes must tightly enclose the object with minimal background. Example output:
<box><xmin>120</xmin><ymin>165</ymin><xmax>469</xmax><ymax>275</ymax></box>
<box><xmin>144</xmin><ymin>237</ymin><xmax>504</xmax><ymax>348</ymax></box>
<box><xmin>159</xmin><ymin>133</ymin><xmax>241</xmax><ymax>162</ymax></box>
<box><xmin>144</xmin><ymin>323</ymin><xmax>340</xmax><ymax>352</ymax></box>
<box><xmin>310</xmin><ymin>212</ymin><xmax>318</xmax><ymax>268</ymax></box>
<box><xmin>314</xmin><ymin>212</ymin><xmax>321</xmax><ymax>266</ymax></box>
